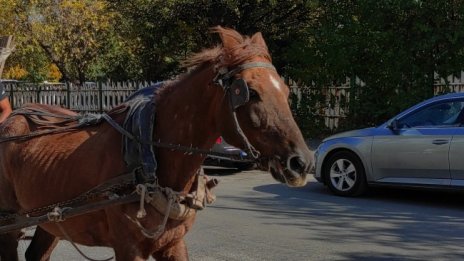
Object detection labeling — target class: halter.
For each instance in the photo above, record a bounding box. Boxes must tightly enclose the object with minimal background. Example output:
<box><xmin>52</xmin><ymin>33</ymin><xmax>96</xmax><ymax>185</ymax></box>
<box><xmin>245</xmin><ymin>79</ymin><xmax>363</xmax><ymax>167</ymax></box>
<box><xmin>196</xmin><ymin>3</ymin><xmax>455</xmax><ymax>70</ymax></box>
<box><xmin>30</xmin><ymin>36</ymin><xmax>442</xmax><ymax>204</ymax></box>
<box><xmin>214</xmin><ymin>62</ymin><xmax>276</xmax><ymax>159</ymax></box>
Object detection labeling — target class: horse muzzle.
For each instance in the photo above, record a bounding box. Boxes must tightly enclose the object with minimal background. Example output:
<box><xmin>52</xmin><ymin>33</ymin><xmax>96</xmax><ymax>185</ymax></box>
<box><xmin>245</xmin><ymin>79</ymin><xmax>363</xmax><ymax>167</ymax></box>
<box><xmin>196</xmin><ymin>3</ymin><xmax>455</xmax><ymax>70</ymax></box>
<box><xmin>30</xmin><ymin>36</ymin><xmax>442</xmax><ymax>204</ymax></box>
<box><xmin>260</xmin><ymin>153</ymin><xmax>313</xmax><ymax>187</ymax></box>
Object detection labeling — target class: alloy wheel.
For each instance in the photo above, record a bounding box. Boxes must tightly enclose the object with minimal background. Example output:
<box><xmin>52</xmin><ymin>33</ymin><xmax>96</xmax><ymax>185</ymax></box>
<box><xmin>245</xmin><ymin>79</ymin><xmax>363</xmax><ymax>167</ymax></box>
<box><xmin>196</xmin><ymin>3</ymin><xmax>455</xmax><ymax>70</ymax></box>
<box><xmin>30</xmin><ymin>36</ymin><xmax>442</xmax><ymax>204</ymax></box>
<box><xmin>329</xmin><ymin>158</ymin><xmax>357</xmax><ymax>192</ymax></box>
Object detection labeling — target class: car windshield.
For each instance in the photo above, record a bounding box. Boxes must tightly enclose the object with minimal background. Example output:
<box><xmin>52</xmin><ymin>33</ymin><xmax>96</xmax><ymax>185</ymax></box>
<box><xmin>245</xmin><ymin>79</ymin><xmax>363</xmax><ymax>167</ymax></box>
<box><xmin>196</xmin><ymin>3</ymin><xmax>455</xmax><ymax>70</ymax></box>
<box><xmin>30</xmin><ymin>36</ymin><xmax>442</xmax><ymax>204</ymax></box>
<box><xmin>399</xmin><ymin>100</ymin><xmax>464</xmax><ymax>127</ymax></box>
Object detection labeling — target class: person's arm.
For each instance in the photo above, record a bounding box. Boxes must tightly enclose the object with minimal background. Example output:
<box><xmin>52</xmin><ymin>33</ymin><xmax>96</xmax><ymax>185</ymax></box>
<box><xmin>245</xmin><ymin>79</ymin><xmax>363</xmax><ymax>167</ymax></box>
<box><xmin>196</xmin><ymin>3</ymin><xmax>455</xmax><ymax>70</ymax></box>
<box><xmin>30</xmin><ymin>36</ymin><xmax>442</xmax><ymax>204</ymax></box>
<box><xmin>0</xmin><ymin>98</ymin><xmax>12</xmax><ymax>124</ymax></box>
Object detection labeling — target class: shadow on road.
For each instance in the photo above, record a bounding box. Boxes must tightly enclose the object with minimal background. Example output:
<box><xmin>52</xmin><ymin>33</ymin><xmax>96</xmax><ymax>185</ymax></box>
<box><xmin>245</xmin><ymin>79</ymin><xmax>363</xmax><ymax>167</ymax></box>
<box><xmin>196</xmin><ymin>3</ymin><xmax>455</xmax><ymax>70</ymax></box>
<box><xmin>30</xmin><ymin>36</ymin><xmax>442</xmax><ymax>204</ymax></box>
<box><xmin>255</xmin><ymin>181</ymin><xmax>464</xmax><ymax>209</ymax></box>
<box><xmin>229</xmin><ymin>182</ymin><xmax>464</xmax><ymax>260</ymax></box>
<box><xmin>203</xmin><ymin>168</ymin><xmax>241</xmax><ymax>176</ymax></box>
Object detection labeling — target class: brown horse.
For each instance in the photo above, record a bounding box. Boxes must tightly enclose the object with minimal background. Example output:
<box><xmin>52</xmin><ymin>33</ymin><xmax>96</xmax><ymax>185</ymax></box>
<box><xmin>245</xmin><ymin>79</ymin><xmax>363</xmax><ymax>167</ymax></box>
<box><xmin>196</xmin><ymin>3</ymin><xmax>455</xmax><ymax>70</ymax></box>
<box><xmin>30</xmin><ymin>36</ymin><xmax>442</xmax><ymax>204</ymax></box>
<box><xmin>0</xmin><ymin>26</ymin><xmax>313</xmax><ymax>261</ymax></box>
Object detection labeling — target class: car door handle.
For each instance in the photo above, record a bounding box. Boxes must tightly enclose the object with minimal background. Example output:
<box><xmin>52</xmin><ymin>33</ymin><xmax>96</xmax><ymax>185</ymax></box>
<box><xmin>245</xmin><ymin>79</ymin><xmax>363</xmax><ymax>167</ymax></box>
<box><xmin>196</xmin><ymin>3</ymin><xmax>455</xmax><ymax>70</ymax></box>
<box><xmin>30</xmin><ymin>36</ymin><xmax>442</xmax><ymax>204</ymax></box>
<box><xmin>432</xmin><ymin>139</ymin><xmax>449</xmax><ymax>145</ymax></box>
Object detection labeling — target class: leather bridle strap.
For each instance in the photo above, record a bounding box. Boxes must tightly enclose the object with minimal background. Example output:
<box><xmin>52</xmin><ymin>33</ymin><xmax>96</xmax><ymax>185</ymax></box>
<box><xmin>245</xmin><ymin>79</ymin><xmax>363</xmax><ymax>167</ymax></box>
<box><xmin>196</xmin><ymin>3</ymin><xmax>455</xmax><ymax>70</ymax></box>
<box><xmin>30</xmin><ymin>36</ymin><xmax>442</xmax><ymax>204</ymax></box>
<box><xmin>220</xmin><ymin>62</ymin><xmax>276</xmax><ymax>81</ymax></box>
<box><xmin>231</xmin><ymin>110</ymin><xmax>260</xmax><ymax>159</ymax></box>
<box><xmin>216</xmin><ymin>61</ymin><xmax>277</xmax><ymax>160</ymax></box>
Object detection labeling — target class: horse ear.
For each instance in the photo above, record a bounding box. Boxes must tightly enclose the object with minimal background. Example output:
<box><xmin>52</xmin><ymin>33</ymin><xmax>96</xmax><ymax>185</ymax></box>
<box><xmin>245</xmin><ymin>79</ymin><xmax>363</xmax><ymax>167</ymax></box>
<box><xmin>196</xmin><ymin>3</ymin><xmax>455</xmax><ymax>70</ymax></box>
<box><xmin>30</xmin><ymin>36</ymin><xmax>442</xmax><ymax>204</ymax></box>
<box><xmin>251</xmin><ymin>32</ymin><xmax>268</xmax><ymax>49</ymax></box>
<box><xmin>211</xmin><ymin>26</ymin><xmax>243</xmax><ymax>50</ymax></box>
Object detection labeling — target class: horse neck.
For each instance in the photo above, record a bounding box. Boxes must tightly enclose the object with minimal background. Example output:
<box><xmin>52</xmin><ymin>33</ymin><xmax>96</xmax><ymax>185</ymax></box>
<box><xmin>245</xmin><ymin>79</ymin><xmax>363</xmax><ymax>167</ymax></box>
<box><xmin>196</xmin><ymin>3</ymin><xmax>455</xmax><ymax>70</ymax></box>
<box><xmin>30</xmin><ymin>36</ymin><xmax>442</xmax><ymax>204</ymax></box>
<box><xmin>154</xmin><ymin>66</ymin><xmax>222</xmax><ymax>191</ymax></box>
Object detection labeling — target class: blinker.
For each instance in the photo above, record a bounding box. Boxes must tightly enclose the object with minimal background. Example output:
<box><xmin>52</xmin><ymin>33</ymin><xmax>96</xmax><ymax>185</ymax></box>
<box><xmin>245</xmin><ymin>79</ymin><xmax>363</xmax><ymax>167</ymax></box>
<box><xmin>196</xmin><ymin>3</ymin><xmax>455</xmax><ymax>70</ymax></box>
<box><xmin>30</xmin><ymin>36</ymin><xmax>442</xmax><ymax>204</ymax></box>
<box><xmin>229</xmin><ymin>78</ymin><xmax>250</xmax><ymax>110</ymax></box>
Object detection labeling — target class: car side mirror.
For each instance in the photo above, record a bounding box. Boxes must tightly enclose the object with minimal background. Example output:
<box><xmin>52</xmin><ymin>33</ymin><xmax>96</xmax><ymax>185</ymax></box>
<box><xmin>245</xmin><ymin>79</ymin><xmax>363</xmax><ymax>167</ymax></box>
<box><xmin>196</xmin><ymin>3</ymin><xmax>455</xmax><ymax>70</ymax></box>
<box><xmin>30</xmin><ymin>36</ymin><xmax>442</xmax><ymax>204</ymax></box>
<box><xmin>387</xmin><ymin>119</ymin><xmax>401</xmax><ymax>133</ymax></box>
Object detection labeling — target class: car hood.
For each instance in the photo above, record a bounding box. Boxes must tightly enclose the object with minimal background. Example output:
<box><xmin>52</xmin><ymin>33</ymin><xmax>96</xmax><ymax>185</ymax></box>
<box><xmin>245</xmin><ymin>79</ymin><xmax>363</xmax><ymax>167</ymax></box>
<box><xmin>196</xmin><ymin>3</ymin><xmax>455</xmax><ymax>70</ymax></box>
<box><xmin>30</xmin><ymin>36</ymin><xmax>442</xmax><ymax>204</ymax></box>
<box><xmin>323</xmin><ymin>127</ymin><xmax>376</xmax><ymax>142</ymax></box>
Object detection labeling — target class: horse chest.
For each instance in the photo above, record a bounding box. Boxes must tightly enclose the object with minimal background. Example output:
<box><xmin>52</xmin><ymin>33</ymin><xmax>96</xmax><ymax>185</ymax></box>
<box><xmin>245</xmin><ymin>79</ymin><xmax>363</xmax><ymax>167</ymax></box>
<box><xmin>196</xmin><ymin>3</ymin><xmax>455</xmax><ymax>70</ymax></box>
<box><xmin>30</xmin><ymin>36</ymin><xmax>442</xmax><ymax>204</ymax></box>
<box><xmin>157</xmin><ymin>219</ymin><xmax>195</xmax><ymax>247</ymax></box>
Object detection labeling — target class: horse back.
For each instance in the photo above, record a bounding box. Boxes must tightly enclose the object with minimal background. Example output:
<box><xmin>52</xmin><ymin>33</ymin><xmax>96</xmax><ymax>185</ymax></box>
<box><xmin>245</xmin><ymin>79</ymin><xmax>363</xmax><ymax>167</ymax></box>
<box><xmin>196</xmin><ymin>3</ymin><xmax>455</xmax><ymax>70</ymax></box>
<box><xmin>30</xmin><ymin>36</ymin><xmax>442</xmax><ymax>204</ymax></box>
<box><xmin>0</xmin><ymin>103</ymin><xmax>127</xmax><ymax>211</ymax></box>
<box><xmin>0</xmin><ymin>103</ymin><xmax>79</xmax><ymax>135</ymax></box>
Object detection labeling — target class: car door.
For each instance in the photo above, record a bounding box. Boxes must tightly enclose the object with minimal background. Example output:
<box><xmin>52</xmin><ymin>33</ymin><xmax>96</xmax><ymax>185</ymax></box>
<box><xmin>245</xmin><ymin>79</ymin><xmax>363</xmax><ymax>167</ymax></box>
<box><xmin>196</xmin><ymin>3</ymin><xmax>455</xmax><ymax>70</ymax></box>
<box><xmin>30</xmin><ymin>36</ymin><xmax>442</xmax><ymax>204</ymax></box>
<box><xmin>371</xmin><ymin>99</ymin><xmax>464</xmax><ymax>185</ymax></box>
<box><xmin>449</xmin><ymin>125</ymin><xmax>464</xmax><ymax>186</ymax></box>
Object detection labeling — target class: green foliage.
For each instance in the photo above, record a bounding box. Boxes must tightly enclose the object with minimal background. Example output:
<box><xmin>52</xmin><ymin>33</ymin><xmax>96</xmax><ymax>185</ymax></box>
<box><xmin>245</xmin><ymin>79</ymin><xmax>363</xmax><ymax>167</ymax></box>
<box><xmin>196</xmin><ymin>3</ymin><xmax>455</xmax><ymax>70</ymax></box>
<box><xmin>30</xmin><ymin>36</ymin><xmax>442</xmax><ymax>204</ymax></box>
<box><xmin>4</xmin><ymin>0</ymin><xmax>464</xmax><ymax>138</ymax></box>
<box><xmin>5</xmin><ymin>44</ymin><xmax>50</xmax><ymax>82</ymax></box>
<box><xmin>286</xmin><ymin>0</ymin><xmax>464</xmax><ymax>134</ymax></box>
<box><xmin>1</xmin><ymin>0</ymin><xmax>117</xmax><ymax>83</ymax></box>
<box><xmin>104</xmin><ymin>0</ymin><xmax>315</xmax><ymax>81</ymax></box>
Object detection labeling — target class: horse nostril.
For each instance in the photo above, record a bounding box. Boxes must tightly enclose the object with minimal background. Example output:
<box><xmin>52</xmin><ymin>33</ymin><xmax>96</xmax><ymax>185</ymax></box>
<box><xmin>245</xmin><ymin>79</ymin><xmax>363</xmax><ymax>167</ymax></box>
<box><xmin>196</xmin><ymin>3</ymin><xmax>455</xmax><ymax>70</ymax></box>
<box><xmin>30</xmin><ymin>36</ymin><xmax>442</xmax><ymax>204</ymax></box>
<box><xmin>288</xmin><ymin>156</ymin><xmax>306</xmax><ymax>173</ymax></box>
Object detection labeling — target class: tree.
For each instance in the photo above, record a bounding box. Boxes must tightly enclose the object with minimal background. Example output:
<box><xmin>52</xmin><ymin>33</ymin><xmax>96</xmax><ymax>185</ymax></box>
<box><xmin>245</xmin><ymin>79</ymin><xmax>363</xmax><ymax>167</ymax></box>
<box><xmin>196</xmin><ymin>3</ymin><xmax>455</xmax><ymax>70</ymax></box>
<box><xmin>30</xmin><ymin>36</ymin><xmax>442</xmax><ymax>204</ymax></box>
<box><xmin>105</xmin><ymin>0</ymin><xmax>318</xmax><ymax>81</ymax></box>
<box><xmin>13</xmin><ymin>0</ymin><xmax>117</xmax><ymax>83</ymax></box>
<box><xmin>286</xmin><ymin>0</ymin><xmax>464</xmax><ymax>132</ymax></box>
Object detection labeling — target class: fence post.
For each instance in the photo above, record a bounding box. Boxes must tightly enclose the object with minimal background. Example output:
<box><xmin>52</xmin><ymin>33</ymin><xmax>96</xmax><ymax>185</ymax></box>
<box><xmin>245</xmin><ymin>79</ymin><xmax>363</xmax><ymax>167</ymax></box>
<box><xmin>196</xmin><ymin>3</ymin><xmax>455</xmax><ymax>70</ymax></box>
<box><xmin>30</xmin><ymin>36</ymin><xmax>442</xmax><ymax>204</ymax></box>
<box><xmin>8</xmin><ymin>82</ymin><xmax>14</xmax><ymax>109</ymax></box>
<box><xmin>349</xmin><ymin>74</ymin><xmax>356</xmax><ymax>118</ymax></box>
<box><xmin>36</xmin><ymin>84</ymin><xmax>41</xmax><ymax>104</ymax></box>
<box><xmin>66</xmin><ymin>82</ymin><xmax>71</xmax><ymax>109</ymax></box>
<box><xmin>98</xmin><ymin>81</ymin><xmax>103</xmax><ymax>113</ymax></box>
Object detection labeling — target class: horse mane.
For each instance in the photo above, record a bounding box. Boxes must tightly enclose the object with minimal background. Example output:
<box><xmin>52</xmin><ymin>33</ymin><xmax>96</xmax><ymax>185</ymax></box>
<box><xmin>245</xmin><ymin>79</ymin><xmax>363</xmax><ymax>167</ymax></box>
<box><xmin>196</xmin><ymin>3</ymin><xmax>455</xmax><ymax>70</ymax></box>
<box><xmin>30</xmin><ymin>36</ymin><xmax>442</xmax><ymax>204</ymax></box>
<box><xmin>182</xmin><ymin>26</ymin><xmax>272</xmax><ymax>69</ymax></box>
<box><xmin>154</xmin><ymin>27</ymin><xmax>272</xmax><ymax>103</ymax></box>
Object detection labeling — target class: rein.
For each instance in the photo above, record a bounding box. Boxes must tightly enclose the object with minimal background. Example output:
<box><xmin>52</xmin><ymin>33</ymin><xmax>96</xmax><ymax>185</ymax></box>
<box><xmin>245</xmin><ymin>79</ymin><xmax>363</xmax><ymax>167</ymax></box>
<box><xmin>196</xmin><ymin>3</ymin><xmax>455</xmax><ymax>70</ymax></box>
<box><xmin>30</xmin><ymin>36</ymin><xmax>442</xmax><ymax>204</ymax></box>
<box><xmin>0</xmin><ymin>62</ymin><xmax>276</xmax><ymax>163</ymax></box>
<box><xmin>0</xmin><ymin>111</ymin><xmax>253</xmax><ymax>162</ymax></box>
<box><xmin>0</xmin><ymin>61</ymin><xmax>276</xmax><ymax>238</ymax></box>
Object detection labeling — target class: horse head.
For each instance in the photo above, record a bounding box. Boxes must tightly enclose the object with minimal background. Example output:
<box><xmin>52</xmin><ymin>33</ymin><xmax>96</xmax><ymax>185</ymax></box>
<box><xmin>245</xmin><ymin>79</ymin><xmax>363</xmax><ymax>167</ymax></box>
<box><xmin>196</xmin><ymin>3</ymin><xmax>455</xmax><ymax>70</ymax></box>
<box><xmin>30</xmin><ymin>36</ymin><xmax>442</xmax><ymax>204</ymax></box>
<box><xmin>208</xmin><ymin>27</ymin><xmax>314</xmax><ymax>187</ymax></box>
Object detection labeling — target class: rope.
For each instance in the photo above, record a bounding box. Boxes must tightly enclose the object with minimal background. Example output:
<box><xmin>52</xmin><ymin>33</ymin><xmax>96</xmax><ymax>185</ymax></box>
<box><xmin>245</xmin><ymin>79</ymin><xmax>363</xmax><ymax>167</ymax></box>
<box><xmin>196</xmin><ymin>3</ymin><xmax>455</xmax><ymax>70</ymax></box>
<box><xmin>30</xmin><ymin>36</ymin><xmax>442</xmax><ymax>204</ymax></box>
<box><xmin>56</xmin><ymin>223</ymin><xmax>113</xmax><ymax>261</ymax></box>
<box><xmin>45</xmin><ymin>207</ymin><xmax>114</xmax><ymax>261</ymax></box>
<box><xmin>125</xmin><ymin>191</ymin><xmax>174</xmax><ymax>239</ymax></box>
<box><xmin>47</xmin><ymin>207</ymin><xmax>69</xmax><ymax>222</ymax></box>
<box><xmin>136</xmin><ymin>184</ymin><xmax>147</xmax><ymax>219</ymax></box>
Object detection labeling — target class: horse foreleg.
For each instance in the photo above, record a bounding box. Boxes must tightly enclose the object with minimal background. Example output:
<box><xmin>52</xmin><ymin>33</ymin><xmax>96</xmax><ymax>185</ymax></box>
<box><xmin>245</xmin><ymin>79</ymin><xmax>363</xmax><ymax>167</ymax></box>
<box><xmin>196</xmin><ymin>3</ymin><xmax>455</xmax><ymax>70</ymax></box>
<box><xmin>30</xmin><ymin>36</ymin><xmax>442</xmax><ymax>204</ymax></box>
<box><xmin>151</xmin><ymin>239</ymin><xmax>189</xmax><ymax>261</ymax></box>
<box><xmin>0</xmin><ymin>231</ymin><xmax>22</xmax><ymax>261</ymax></box>
<box><xmin>25</xmin><ymin>226</ymin><xmax>59</xmax><ymax>261</ymax></box>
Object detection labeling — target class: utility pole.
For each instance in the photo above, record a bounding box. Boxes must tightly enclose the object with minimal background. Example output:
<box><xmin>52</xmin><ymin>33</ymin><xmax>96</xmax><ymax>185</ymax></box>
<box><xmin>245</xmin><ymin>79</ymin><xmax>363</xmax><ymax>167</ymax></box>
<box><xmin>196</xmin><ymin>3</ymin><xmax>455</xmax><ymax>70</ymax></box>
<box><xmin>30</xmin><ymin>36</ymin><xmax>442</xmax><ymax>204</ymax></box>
<box><xmin>0</xmin><ymin>35</ymin><xmax>14</xmax><ymax>78</ymax></box>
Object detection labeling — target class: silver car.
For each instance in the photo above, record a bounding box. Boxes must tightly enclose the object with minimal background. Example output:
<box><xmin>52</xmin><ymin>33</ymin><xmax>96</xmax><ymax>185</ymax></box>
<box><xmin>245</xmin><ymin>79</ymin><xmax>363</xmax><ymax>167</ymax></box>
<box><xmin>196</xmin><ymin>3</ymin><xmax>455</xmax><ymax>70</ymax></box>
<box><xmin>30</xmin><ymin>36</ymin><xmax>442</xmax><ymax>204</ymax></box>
<box><xmin>314</xmin><ymin>92</ymin><xmax>464</xmax><ymax>196</ymax></box>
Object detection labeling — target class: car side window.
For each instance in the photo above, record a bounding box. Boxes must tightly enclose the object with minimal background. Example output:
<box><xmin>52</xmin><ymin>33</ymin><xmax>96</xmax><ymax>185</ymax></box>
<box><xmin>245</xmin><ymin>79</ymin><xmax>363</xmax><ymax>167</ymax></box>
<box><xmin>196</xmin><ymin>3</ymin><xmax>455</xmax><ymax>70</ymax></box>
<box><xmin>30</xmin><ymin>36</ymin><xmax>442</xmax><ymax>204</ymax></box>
<box><xmin>400</xmin><ymin>100</ymin><xmax>464</xmax><ymax>128</ymax></box>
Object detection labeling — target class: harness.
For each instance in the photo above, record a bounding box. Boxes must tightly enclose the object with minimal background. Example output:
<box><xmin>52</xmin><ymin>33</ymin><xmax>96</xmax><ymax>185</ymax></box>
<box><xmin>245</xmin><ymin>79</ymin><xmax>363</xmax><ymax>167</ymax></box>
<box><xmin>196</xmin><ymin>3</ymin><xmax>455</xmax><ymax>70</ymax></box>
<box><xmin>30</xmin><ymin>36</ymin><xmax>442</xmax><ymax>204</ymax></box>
<box><xmin>121</xmin><ymin>86</ymin><xmax>158</xmax><ymax>184</ymax></box>
<box><xmin>0</xmin><ymin>61</ymin><xmax>277</xmax><ymax>238</ymax></box>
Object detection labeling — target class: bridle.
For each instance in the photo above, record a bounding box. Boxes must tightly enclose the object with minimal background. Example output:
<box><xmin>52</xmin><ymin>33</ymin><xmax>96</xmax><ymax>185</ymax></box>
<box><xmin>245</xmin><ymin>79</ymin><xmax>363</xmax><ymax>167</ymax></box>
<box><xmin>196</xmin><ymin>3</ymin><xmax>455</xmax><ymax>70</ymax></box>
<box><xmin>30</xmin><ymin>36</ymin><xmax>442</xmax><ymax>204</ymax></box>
<box><xmin>0</xmin><ymin>61</ymin><xmax>281</xmax><ymax>240</ymax></box>
<box><xmin>213</xmin><ymin>61</ymin><xmax>276</xmax><ymax>160</ymax></box>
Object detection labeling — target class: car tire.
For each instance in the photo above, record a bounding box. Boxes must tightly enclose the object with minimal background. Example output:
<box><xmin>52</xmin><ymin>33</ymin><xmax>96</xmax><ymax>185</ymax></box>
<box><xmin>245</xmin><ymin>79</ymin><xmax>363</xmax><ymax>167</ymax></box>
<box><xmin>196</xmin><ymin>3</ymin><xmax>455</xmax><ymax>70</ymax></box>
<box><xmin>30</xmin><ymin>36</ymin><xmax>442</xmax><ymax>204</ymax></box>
<box><xmin>323</xmin><ymin>151</ymin><xmax>367</xmax><ymax>196</ymax></box>
<box><xmin>234</xmin><ymin>162</ymin><xmax>256</xmax><ymax>171</ymax></box>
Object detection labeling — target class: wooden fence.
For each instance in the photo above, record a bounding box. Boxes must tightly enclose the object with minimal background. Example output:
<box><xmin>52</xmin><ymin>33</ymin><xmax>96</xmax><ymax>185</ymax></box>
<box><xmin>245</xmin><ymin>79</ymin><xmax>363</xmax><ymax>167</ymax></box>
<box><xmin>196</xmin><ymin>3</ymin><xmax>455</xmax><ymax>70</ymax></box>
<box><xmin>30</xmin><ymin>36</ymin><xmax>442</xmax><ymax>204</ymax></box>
<box><xmin>3</xmin><ymin>81</ymin><xmax>154</xmax><ymax>113</ymax></box>
<box><xmin>289</xmin><ymin>75</ymin><xmax>464</xmax><ymax>130</ymax></box>
<box><xmin>434</xmin><ymin>72</ymin><xmax>464</xmax><ymax>94</ymax></box>
<box><xmin>3</xmin><ymin>76</ymin><xmax>464</xmax><ymax>130</ymax></box>
<box><xmin>289</xmin><ymin>77</ymin><xmax>363</xmax><ymax>130</ymax></box>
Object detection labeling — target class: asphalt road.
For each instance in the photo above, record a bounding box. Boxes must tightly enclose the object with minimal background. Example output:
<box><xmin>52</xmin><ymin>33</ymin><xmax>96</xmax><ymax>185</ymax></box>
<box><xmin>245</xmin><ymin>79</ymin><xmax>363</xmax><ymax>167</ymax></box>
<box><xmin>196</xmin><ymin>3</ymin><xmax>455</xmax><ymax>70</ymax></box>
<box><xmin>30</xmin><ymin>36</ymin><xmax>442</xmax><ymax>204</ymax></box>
<box><xmin>17</xmin><ymin>169</ymin><xmax>464</xmax><ymax>260</ymax></box>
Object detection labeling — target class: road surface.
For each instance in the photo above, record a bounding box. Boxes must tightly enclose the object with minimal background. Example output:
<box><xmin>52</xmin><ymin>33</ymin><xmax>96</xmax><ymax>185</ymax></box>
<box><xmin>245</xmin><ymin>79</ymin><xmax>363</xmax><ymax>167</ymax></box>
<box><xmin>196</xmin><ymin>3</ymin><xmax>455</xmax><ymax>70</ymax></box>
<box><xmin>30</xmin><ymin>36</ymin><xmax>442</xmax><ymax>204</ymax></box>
<box><xmin>17</xmin><ymin>169</ymin><xmax>464</xmax><ymax>260</ymax></box>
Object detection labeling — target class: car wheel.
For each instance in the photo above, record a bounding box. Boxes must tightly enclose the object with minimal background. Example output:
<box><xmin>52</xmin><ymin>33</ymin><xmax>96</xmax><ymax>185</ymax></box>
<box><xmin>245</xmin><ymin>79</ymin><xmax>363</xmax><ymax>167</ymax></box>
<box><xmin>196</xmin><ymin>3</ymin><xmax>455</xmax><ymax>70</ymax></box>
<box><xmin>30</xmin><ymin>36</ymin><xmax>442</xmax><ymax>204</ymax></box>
<box><xmin>234</xmin><ymin>162</ymin><xmax>256</xmax><ymax>171</ymax></box>
<box><xmin>323</xmin><ymin>151</ymin><xmax>367</xmax><ymax>196</ymax></box>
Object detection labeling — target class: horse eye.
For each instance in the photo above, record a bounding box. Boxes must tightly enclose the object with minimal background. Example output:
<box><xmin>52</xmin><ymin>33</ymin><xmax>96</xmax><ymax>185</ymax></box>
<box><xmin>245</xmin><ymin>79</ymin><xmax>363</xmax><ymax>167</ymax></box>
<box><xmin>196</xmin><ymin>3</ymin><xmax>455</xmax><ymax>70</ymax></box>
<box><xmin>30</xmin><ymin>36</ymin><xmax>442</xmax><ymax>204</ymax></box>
<box><xmin>249</xmin><ymin>88</ymin><xmax>260</xmax><ymax>100</ymax></box>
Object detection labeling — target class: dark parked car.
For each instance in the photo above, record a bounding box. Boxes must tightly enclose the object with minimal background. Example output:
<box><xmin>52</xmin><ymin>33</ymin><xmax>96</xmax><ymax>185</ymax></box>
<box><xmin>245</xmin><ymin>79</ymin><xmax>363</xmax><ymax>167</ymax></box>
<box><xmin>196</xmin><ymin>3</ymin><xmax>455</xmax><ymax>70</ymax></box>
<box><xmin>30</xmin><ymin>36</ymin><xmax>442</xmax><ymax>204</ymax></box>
<box><xmin>203</xmin><ymin>137</ymin><xmax>255</xmax><ymax>171</ymax></box>
<box><xmin>314</xmin><ymin>92</ymin><xmax>464</xmax><ymax>196</ymax></box>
